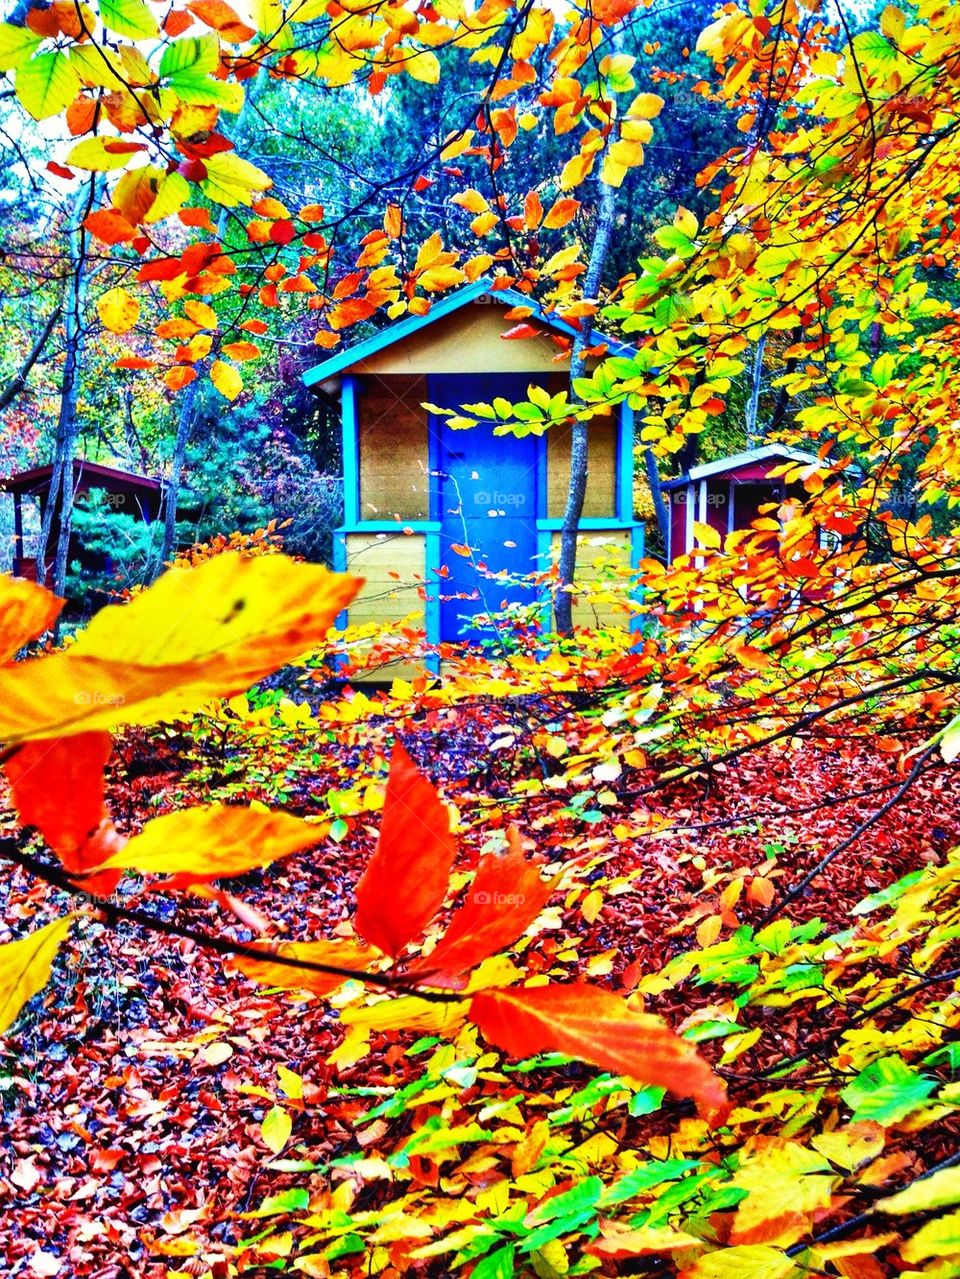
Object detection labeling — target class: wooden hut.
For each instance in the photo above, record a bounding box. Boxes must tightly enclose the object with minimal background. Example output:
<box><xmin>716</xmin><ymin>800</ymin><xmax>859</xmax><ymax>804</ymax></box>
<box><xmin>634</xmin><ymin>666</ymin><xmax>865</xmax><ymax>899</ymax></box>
<box><xmin>1</xmin><ymin>459</ymin><xmax>164</xmax><ymax>582</ymax></box>
<box><xmin>304</xmin><ymin>279</ymin><xmax>644</xmax><ymax>652</ymax></box>
<box><xmin>661</xmin><ymin>444</ymin><xmax>824</xmax><ymax>562</ymax></box>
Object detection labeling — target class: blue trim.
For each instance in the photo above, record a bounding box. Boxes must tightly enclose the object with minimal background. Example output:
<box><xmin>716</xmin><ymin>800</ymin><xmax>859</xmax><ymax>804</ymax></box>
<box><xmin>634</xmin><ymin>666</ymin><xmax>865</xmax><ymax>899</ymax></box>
<box><xmin>339</xmin><ymin>520</ymin><xmax>441</xmax><ymax>533</ymax></box>
<box><xmin>535</xmin><ymin>518</ymin><xmax>641</xmax><ymax>531</ymax></box>
<box><xmin>536</xmin><ymin>433</ymin><xmax>548</xmax><ymax>521</ymax></box>
<box><xmin>629</xmin><ymin>523</ymin><xmax>645</xmax><ymax>633</ymax></box>
<box><xmin>618</xmin><ymin>403</ymin><xmax>634</xmax><ymax>523</ymax></box>
<box><xmin>536</xmin><ymin>526</ymin><xmax>554</xmax><ymax>628</ymax></box>
<box><xmin>426</xmin><ymin>379</ymin><xmax>443</xmax><ymax>524</ymax></box>
<box><xmin>303</xmin><ymin>278</ymin><xmax>637</xmax><ymax>386</ymax></box>
<box><xmin>341</xmin><ymin>375</ymin><xmax>359</xmax><ymax>525</ymax></box>
<box><xmin>424</xmin><ymin>526</ymin><xmax>441</xmax><ymax>673</ymax></box>
<box><xmin>331</xmin><ymin>532</ymin><xmax>349</xmax><ymax>672</ymax></box>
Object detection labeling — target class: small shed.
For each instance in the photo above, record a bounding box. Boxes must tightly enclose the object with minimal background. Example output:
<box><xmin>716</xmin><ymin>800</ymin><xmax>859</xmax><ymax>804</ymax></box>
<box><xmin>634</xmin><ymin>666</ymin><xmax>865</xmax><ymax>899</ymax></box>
<box><xmin>1</xmin><ymin>459</ymin><xmax>164</xmax><ymax>582</ymax></box>
<box><xmin>661</xmin><ymin>444</ymin><xmax>824</xmax><ymax>562</ymax></box>
<box><xmin>304</xmin><ymin>278</ymin><xmax>644</xmax><ymax>651</ymax></box>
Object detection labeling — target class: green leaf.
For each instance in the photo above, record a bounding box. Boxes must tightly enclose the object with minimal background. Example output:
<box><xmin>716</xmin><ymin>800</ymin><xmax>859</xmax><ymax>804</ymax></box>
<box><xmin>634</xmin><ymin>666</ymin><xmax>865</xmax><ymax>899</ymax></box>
<box><xmin>253</xmin><ymin>1187</ymin><xmax>309</xmax><ymax>1216</ymax></box>
<box><xmin>15</xmin><ymin>51</ymin><xmax>80</xmax><ymax>120</ymax></box>
<box><xmin>0</xmin><ymin>23</ymin><xmax>43</xmax><ymax>72</ymax></box>
<box><xmin>261</xmin><ymin>1105</ymin><xmax>292</xmax><ymax>1155</ymax></box>
<box><xmin>653</xmin><ymin>225</ymin><xmax>694</xmax><ymax>254</ymax></box>
<box><xmin>529</xmin><ymin>1175</ymin><xmax>603</xmax><ymax>1222</ymax></box>
<box><xmin>169</xmin><ymin>71</ymin><xmax>244</xmax><ymax>110</ymax></box>
<box><xmin>470</xmin><ymin>1245</ymin><xmax>515</xmax><ymax>1279</ymax></box>
<box><xmin>100</xmin><ymin>0</ymin><xmax>160</xmax><ymax>39</ymax></box>
<box><xmin>159</xmin><ymin>34</ymin><xmax>220</xmax><ymax>80</ymax></box>
<box><xmin>841</xmin><ymin>1057</ymin><xmax>937</xmax><ymax>1125</ymax></box>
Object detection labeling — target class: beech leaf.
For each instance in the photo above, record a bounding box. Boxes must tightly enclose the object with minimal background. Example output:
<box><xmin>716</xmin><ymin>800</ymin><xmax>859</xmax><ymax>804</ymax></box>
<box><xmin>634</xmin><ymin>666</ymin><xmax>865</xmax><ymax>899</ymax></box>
<box><xmin>99</xmin><ymin>803</ymin><xmax>323</xmax><ymax>880</ymax></box>
<box><xmin>353</xmin><ymin>743</ymin><xmax>457</xmax><ymax>957</ymax></box>
<box><xmin>408</xmin><ymin>828</ymin><xmax>558</xmax><ymax>988</ymax></box>
<box><xmin>0</xmin><ymin>915</ymin><xmax>76</xmax><ymax>1035</ymax></box>
<box><xmin>469</xmin><ymin>982</ymin><xmax>729</xmax><ymax>1123</ymax></box>
<box><xmin>0</xmin><ymin>553</ymin><xmax>361</xmax><ymax>743</ymax></box>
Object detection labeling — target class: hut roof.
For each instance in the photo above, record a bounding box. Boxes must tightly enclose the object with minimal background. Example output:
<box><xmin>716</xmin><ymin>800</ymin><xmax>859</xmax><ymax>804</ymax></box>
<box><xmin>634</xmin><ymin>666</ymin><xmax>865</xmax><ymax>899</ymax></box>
<box><xmin>1</xmin><ymin>459</ymin><xmax>164</xmax><ymax>496</ymax></box>
<box><xmin>660</xmin><ymin>444</ymin><xmax>824</xmax><ymax>491</ymax></box>
<box><xmin>302</xmin><ymin>276</ymin><xmax>636</xmax><ymax>386</ymax></box>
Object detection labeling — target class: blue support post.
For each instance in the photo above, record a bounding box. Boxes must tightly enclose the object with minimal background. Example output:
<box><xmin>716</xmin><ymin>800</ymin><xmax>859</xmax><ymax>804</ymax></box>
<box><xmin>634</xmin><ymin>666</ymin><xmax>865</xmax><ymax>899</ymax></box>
<box><xmin>617</xmin><ymin>401</ymin><xmax>635</xmax><ymax>524</ymax></box>
<box><xmin>342</xmin><ymin>375</ymin><xmax>360</xmax><ymax>526</ymax></box>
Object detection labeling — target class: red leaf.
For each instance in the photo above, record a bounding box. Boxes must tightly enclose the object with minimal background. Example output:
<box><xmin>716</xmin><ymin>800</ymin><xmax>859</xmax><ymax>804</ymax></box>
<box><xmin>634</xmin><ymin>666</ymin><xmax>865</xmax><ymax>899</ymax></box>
<box><xmin>4</xmin><ymin>734</ymin><xmax>124</xmax><ymax>894</ymax></box>
<box><xmin>353</xmin><ymin>743</ymin><xmax>456</xmax><ymax>957</ymax></box>
<box><xmin>469</xmin><ymin>982</ymin><xmax>729</xmax><ymax>1123</ymax></box>
<box><xmin>501</xmin><ymin>322</ymin><xmax>540</xmax><ymax>340</ymax></box>
<box><xmin>46</xmin><ymin>161</ymin><xmax>75</xmax><ymax>180</ymax></box>
<box><xmin>408</xmin><ymin>827</ymin><xmax>558</xmax><ymax>988</ymax></box>
<box><xmin>5</xmin><ymin>733</ymin><xmax>111</xmax><ymax>867</ymax></box>
<box><xmin>84</xmin><ymin>210</ymin><xmax>137</xmax><ymax>245</ymax></box>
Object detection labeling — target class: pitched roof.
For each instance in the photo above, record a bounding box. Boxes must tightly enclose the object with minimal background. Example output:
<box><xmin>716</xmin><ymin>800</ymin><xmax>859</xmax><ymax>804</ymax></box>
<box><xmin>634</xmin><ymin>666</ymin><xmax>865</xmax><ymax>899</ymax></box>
<box><xmin>660</xmin><ymin>444</ymin><xmax>824</xmax><ymax>490</ymax></box>
<box><xmin>0</xmin><ymin>459</ymin><xmax>164</xmax><ymax>494</ymax></box>
<box><xmin>302</xmin><ymin>277</ymin><xmax>636</xmax><ymax>386</ymax></box>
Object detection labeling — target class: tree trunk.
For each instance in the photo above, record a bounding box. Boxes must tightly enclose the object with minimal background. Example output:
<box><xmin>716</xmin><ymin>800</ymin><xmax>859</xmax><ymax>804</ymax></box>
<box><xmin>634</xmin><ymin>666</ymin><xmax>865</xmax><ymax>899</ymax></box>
<box><xmin>644</xmin><ymin>446</ymin><xmax>670</xmax><ymax>554</ymax></box>
<box><xmin>159</xmin><ymin>373</ymin><xmax>201</xmax><ymax>570</ymax></box>
<box><xmin>554</xmin><ymin>178</ymin><xmax>618</xmax><ymax>635</ymax></box>
<box><xmin>0</xmin><ymin>304</ymin><xmax>62</xmax><ymax>413</ymax></box>
<box><xmin>744</xmin><ymin>332</ymin><xmax>766</xmax><ymax>445</ymax></box>
<box><xmin>37</xmin><ymin>178</ymin><xmax>96</xmax><ymax>598</ymax></box>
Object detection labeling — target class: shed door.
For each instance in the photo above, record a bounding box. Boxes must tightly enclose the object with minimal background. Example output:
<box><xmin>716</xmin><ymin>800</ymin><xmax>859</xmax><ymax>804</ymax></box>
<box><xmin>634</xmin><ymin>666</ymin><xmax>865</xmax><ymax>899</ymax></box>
<box><xmin>431</xmin><ymin>374</ymin><xmax>540</xmax><ymax>643</ymax></box>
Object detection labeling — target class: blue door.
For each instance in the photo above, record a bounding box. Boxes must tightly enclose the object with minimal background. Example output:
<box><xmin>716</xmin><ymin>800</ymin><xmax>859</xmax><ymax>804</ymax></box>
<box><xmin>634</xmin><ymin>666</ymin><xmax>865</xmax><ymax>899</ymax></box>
<box><xmin>431</xmin><ymin>374</ymin><xmax>541</xmax><ymax>644</ymax></box>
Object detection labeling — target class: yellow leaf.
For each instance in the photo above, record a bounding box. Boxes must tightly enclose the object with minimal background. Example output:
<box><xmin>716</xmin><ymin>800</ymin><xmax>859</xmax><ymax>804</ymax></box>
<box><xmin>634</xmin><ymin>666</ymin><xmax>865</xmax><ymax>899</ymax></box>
<box><xmin>581</xmin><ymin>888</ymin><xmax>604</xmax><ymax>923</ymax></box>
<box><xmin>693</xmin><ymin>520</ymin><xmax>721</xmax><ymax>550</ymax></box>
<box><xmin>878</xmin><ymin>1165</ymin><xmax>960</xmax><ymax>1215</ymax></box>
<box><xmin>0</xmin><ymin>575</ymin><xmax>62</xmax><ymax>662</ymax></box>
<box><xmin>729</xmin><ymin>1141</ymin><xmax>834</xmax><ymax>1247</ymax></box>
<box><xmin>99</xmin><ymin>803</ymin><xmax>321</xmax><ymax>879</ymax></box>
<box><xmin>680</xmin><ymin>1245</ymin><xmax>798</xmax><ymax>1279</ymax></box>
<box><xmin>210</xmin><ymin>359</ymin><xmax>243</xmax><ymax>400</ymax></box>
<box><xmin>261</xmin><ymin>1105</ymin><xmax>292</xmax><ymax>1155</ymax></box>
<box><xmin>626</xmin><ymin>92</ymin><xmax>664</xmax><ymax>119</ymax></box>
<box><xmin>0</xmin><ymin>915</ymin><xmax>75</xmax><ymax>1034</ymax></box>
<box><xmin>184</xmin><ymin>298</ymin><xmax>218</xmax><ymax>329</ymax></box>
<box><xmin>15</xmin><ymin>50</ymin><xmax>80</xmax><ymax>120</ymax></box>
<box><xmin>0</xmin><ymin>553</ymin><xmax>361</xmax><ymax>742</ymax></box>
<box><xmin>200</xmin><ymin>151</ymin><xmax>272</xmax><ymax>208</ymax></box>
<box><xmin>407</xmin><ymin>49</ymin><xmax>440</xmax><ymax>84</ymax></box>
<box><xmin>560</xmin><ymin>152</ymin><xmax>593</xmax><ymax>191</ymax></box>
<box><xmin>97</xmin><ymin>286</ymin><xmax>140</xmax><ymax>335</ymax></box>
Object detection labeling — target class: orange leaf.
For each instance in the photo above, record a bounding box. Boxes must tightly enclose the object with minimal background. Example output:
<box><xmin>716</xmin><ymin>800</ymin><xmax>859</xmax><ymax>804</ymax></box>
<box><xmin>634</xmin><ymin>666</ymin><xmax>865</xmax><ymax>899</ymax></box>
<box><xmin>734</xmin><ymin>645</ymin><xmax>771</xmax><ymax>671</ymax></box>
<box><xmin>407</xmin><ymin>828</ymin><xmax>558</xmax><ymax>988</ymax></box>
<box><xmin>186</xmin><ymin>0</ymin><xmax>255</xmax><ymax>41</ymax></box>
<box><xmin>229</xmin><ymin>938</ymin><xmax>382</xmax><ymax>997</ymax></box>
<box><xmin>384</xmin><ymin>203</ymin><xmax>402</xmax><ymax>238</ymax></box>
<box><xmin>353</xmin><ymin>744</ymin><xmax>456</xmax><ymax>957</ymax></box>
<box><xmin>449</xmin><ymin>543</ymin><xmax>472</xmax><ymax>557</ymax></box>
<box><xmin>0</xmin><ymin>576</ymin><xmax>62</xmax><ymax>662</ymax></box>
<box><xmin>221</xmin><ymin>340</ymin><xmax>260</xmax><ymax>361</ymax></box>
<box><xmin>747</xmin><ymin>876</ymin><xmax>775</xmax><ymax>907</ymax></box>
<box><xmin>543</xmin><ymin>197</ymin><xmax>580</xmax><ymax>228</ymax></box>
<box><xmin>523</xmin><ymin>190</ymin><xmax>543</xmax><ymax>229</ymax></box>
<box><xmin>164</xmin><ymin>367</ymin><xmax>197</xmax><ymax>391</ymax></box>
<box><xmin>469</xmin><ymin>982</ymin><xmax>729</xmax><ymax>1122</ymax></box>
<box><xmin>83</xmin><ymin>209</ymin><xmax>136</xmax><ymax>245</ymax></box>
<box><xmin>328</xmin><ymin>297</ymin><xmax>376</xmax><ymax>330</ymax></box>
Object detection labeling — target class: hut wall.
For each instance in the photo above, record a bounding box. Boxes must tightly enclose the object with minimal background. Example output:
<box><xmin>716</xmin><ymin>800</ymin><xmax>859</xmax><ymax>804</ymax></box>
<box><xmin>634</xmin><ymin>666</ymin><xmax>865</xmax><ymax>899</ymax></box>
<box><xmin>341</xmin><ymin>530</ymin><xmax>427</xmax><ymax>679</ymax></box>
<box><xmin>357</xmin><ymin>374</ymin><xmax>430</xmax><ymax>520</ymax></box>
<box><xmin>546</xmin><ymin>414</ymin><xmax>618</xmax><ymax>519</ymax></box>
<box><xmin>352</xmin><ymin>305</ymin><xmax>567</xmax><ymax>375</ymax></box>
<box><xmin>548</xmin><ymin>529</ymin><xmax>634</xmax><ymax>629</ymax></box>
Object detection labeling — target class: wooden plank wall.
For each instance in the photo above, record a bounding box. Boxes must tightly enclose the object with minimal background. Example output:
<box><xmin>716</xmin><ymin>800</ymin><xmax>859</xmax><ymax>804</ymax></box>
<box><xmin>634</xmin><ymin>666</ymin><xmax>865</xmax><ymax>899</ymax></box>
<box><xmin>549</xmin><ymin>529</ymin><xmax>633</xmax><ymax>629</ymax></box>
<box><xmin>546</xmin><ymin>414</ymin><xmax>618</xmax><ymax>519</ymax></box>
<box><xmin>358</xmin><ymin>374</ymin><xmax>430</xmax><ymax>520</ymax></box>
<box><xmin>342</xmin><ymin>530</ymin><xmax>427</xmax><ymax>680</ymax></box>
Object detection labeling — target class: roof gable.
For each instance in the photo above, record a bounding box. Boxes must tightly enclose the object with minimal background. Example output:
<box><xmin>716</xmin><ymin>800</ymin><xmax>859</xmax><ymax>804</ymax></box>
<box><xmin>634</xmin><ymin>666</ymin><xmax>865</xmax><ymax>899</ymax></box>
<box><xmin>303</xmin><ymin>278</ymin><xmax>635</xmax><ymax>386</ymax></box>
<box><xmin>661</xmin><ymin>444</ymin><xmax>824</xmax><ymax>489</ymax></box>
